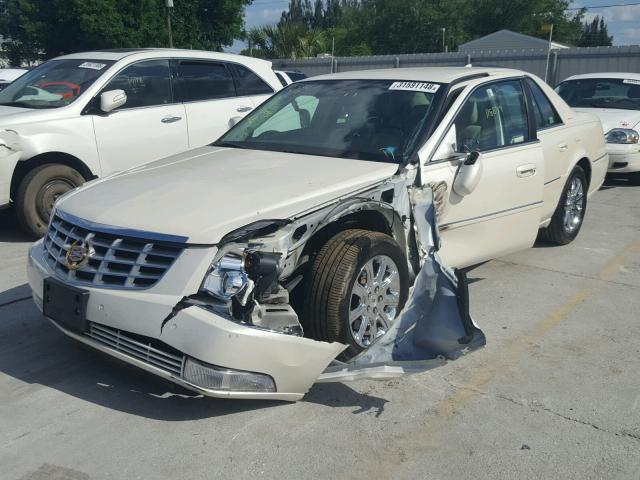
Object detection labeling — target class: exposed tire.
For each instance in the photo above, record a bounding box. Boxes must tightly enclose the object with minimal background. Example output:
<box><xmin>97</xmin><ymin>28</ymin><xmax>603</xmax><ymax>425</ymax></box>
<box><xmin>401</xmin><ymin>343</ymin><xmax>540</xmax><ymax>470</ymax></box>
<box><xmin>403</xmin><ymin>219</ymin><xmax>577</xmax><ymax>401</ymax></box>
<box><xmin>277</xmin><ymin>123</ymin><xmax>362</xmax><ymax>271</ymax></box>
<box><xmin>539</xmin><ymin>165</ymin><xmax>587</xmax><ymax>245</ymax></box>
<box><xmin>629</xmin><ymin>172</ymin><xmax>640</xmax><ymax>186</ymax></box>
<box><xmin>303</xmin><ymin>229</ymin><xmax>409</xmax><ymax>359</ymax></box>
<box><xmin>15</xmin><ymin>164</ymin><xmax>85</xmax><ymax>238</ymax></box>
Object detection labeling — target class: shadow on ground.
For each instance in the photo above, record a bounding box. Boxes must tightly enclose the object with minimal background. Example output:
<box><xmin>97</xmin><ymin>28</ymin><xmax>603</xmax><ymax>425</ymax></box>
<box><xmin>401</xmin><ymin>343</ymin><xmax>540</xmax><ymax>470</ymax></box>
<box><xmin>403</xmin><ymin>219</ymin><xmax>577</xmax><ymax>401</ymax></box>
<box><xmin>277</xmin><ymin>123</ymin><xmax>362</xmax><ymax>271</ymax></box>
<box><xmin>0</xmin><ymin>286</ymin><xmax>388</xmax><ymax>421</ymax></box>
<box><xmin>0</xmin><ymin>209</ymin><xmax>32</xmax><ymax>243</ymax></box>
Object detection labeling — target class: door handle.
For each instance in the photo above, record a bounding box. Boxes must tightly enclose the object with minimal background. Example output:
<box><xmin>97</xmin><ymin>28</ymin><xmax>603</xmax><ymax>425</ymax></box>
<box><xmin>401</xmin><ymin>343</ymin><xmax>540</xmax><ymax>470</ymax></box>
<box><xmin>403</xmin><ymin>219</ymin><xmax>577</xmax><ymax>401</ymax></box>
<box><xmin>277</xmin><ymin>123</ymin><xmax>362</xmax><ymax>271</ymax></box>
<box><xmin>516</xmin><ymin>164</ymin><xmax>537</xmax><ymax>177</ymax></box>
<box><xmin>558</xmin><ymin>142</ymin><xmax>568</xmax><ymax>152</ymax></box>
<box><xmin>161</xmin><ymin>116</ymin><xmax>182</xmax><ymax>124</ymax></box>
<box><xmin>236</xmin><ymin>106</ymin><xmax>252</xmax><ymax>113</ymax></box>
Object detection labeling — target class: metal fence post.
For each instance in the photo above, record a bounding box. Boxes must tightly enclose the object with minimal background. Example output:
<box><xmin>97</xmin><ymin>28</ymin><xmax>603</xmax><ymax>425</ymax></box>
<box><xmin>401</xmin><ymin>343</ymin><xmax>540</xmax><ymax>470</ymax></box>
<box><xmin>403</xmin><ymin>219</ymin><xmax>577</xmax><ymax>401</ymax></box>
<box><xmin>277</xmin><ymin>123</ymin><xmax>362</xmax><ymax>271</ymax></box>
<box><xmin>395</xmin><ymin>56</ymin><xmax>400</xmax><ymax>68</ymax></box>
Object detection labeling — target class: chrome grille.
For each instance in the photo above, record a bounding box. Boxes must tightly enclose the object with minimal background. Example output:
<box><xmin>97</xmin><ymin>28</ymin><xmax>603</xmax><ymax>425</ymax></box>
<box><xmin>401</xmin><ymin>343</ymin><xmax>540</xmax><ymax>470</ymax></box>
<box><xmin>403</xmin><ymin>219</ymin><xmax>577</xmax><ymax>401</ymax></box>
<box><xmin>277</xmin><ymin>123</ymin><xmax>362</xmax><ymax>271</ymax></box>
<box><xmin>87</xmin><ymin>322</ymin><xmax>184</xmax><ymax>376</ymax></box>
<box><xmin>43</xmin><ymin>212</ymin><xmax>184</xmax><ymax>289</ymax></box>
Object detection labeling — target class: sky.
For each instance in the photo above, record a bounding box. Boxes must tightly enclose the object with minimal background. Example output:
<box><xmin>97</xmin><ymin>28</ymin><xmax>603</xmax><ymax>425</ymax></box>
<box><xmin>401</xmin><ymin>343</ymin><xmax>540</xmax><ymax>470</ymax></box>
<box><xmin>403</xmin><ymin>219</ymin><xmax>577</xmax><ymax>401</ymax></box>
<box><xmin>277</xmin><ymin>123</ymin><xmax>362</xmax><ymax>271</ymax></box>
<box><xmin>225</xmin><ymin>0</ymin><xmax>640</xmax><ymax>53</ymax></box>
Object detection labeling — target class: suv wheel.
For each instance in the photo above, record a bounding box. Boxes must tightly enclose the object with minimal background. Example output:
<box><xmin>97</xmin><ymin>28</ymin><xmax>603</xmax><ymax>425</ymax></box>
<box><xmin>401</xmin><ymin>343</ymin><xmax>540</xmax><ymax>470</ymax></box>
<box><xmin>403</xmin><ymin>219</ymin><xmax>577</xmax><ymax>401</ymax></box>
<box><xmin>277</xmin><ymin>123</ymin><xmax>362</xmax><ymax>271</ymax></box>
<box><xmin>540</xmin><ymin>165</ymin><xmax>587</xmax><ymax>245</ymax></box>
<box><xmin>15</xmin><ymin>164</ymin><xmax>85</xmax><ymax>238</ymax></box>
<box><xmin>303</xmin><ymin>229</ymin><xmax>409</xmax><ymax>359</ymax></box>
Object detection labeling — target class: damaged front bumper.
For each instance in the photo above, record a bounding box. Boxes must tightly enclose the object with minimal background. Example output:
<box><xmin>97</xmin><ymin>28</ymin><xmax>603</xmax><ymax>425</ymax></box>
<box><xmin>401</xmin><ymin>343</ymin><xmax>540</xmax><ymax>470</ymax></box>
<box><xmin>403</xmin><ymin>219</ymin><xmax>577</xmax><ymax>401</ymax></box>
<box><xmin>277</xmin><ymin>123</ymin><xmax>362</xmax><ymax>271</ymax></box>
<box><xmin>27</xmin><ymin>186</ymin><xmax>486</xmax><ymax>401</ymax></box>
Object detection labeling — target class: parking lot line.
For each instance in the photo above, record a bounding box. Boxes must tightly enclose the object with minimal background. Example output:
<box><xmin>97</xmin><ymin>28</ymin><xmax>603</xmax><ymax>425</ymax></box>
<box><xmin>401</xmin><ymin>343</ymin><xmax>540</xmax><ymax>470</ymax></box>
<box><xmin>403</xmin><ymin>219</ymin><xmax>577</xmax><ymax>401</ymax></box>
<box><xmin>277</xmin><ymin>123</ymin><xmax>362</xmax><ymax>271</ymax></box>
<box><xmin>343</xmin><ymin>238</ymin><xmax>640</xmax><ymax>480</ymax></box>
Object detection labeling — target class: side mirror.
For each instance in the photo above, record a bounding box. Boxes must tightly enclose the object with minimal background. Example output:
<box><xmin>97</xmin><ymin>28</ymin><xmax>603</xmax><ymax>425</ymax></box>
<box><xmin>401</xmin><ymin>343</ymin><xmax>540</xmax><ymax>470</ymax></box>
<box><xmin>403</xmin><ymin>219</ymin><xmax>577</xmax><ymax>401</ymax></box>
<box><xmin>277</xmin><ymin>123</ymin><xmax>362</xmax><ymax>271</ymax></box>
<box><xmin>100</xmin><ymin>89</ymin><xmax>127</xmax><ymax>113</ymax></box>
<box><xmin>453</xmin><ymin>151</ymin><xmax>483</xmax><ymax>196</ymax></box>
<box><xmin>228</xmin><ymin>116</ymin><xmax>243</xmax><ymax>128</ymax></box>
<box><xmin>432</xmin><ymin>125</ymin><xmax>465</xmax><ymax>163</ymax></box>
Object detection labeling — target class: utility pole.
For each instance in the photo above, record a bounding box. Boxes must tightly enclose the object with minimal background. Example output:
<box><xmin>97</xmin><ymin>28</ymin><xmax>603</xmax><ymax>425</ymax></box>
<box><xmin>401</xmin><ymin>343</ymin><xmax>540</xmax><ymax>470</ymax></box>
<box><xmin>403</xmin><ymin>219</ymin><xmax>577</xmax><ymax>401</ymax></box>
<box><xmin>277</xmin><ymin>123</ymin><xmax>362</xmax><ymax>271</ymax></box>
<box><xmin>166</xmin><ymin>0</ymin><xmax>174</xmax><ymax>48</ymax></box>
<box><xmin>442</xmin><ymin>28</ymin><xmax>447</xmax><ymax>53</ymax></box>
<box><xmin>543</xmin><ymin>23</ymin><xmax>554</xmax><ymax>83</ymax></box>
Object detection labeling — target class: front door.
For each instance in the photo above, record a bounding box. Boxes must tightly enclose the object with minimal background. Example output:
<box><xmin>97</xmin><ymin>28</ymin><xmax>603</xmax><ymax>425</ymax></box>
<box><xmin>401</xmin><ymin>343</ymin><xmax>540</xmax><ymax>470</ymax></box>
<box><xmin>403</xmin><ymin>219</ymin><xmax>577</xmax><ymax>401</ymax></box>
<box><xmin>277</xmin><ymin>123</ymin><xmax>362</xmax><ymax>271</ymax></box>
<box><xmin>422</xmin><ymin>79</ymin><xmax>545</xmax><ymax>268</ymax></box>
<box><xmin>92</xmin><ymin>59</ymin><xmax>188</xmax><ymax>176</ymax></box>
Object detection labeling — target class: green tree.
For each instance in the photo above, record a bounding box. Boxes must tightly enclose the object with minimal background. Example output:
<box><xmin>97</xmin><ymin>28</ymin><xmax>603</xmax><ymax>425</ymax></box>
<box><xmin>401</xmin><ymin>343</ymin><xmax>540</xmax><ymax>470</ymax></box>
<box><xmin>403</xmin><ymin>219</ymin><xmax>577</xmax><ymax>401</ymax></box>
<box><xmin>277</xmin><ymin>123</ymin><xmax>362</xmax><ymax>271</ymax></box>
<box><xmin>578</xmin><ymin>16</ymin><xmax>613</xmax><ymax>47</ymax></box>
<box><xmin>0</xmin><ymin>0</ymin><xmax>251</xmax><ymax>66</ymax></box>
<box><xmin>245</xmin><ymin>23</ymin><xmax>328</xmax><ymax>58</ymax></box>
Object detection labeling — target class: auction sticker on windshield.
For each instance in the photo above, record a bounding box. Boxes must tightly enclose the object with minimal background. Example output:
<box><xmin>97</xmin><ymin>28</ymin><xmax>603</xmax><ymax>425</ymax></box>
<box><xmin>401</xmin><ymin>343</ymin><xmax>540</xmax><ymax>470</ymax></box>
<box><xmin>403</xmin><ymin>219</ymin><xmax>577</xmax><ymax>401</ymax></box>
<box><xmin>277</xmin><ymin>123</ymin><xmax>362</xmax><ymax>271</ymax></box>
<box><xmin>78</xmin><ymin>62</ymin><xmax>107</xmax><ymax>70</ymax></box>
<box><xmin>389</xmin><ymin>81</ymin><xmax>440</xmax><ymax>93</ymax></box>
<box><xmin>623</xmin><ymin>79</ymin><xmax>640</xmax><ymax>85</ymax></box>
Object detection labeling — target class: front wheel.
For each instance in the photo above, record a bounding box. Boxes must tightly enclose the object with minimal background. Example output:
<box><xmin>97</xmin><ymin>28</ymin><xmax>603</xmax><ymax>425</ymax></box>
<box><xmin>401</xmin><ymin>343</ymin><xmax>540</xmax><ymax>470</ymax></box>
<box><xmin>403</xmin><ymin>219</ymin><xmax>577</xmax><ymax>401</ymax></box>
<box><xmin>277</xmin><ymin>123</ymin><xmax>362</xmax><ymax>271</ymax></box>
<box><xmin>303</xmin><ymin>229</ymin><xmax>409</xmax><ymax>359</ymax></box>
<box><xmin>15</xmin><ymin>164</ymin><xmax>85</xmax><ymax>238</ymax></box>
<box><xmin>539</xmin><ymin>165</ymin><xmax>587</xmax><ymax>245</ymax></box>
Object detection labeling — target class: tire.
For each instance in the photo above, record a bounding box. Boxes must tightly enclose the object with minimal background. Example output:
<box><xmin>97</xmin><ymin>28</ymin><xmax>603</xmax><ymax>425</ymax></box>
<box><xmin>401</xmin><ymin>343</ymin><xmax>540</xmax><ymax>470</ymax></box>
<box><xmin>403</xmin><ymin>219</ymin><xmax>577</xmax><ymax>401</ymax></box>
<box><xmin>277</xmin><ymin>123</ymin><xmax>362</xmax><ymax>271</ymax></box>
<box><xmin>629</xmin><ymin>172</ymin><xmax>640</xmax><ymax>186</ymax></box>
<box><xmin>539</xmin><ymin>165</ymin><xmax>587</xmax><ymax>245</ymax></box>
<box><xmin>15</xmin><ymin>164</ymin><xmax>85</xmax><ymax>238</ymax></box>
<box><xmin>303</xmin><ymin>229</ymin><xmax>409</xmax><ymax>359</ymax></box>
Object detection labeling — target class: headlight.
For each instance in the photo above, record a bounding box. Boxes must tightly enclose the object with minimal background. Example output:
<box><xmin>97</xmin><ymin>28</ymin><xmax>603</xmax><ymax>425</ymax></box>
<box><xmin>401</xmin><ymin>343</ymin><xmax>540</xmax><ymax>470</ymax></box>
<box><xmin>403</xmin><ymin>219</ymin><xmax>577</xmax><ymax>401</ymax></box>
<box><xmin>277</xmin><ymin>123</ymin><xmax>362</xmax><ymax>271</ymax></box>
<box><xmin>201</xmin><ymin>253</ymin><xmax>248</xmax><ymax>300</ymax></box>
<box><xmin>605</xmin><ymin>128</ymin><xmax>639</xmax><ymax>144</ymax></box>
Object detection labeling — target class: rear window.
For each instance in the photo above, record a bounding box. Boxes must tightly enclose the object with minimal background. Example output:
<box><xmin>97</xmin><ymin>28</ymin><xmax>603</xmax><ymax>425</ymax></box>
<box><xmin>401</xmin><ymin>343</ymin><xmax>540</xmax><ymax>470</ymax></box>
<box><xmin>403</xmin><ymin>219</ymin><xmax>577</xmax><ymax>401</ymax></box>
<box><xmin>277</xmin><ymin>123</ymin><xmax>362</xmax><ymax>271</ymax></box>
<box><xmin>177</xmin><ymin>62</ymin><xmax>236</xmax><ymax>101</ymax></box>
<box><xmin>229</xmin><ymin>63</ymin><xmax>274</xmax><ymax>96</ymax></box>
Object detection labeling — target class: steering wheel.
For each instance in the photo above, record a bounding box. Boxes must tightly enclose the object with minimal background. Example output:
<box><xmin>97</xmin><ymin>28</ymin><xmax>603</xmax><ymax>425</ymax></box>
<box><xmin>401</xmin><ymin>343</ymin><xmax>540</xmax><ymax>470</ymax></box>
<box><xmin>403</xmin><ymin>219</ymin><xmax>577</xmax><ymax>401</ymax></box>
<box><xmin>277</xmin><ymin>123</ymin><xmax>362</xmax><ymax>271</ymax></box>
<box><xmin>39</xmin><ymin>81</ymin><xmax>82</xmax><ymax>100</ymax></box>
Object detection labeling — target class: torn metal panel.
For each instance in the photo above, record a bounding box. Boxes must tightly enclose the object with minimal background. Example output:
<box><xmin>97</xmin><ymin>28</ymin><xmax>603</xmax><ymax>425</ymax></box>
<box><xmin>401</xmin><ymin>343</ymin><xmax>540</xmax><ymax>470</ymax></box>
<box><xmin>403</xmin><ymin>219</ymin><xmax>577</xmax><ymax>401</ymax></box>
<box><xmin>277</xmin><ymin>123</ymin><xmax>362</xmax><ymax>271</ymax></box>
<box><xmin>317</xmin><ymin>185</ymin><xmax>485</xmax><ymax>382</ymax></box>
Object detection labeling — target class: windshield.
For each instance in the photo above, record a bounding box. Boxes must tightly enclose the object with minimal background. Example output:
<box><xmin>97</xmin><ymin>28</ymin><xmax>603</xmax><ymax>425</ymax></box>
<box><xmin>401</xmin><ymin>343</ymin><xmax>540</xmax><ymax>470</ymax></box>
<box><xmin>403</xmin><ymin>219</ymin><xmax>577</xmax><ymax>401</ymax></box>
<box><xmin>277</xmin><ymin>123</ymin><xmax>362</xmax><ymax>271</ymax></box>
<box><xmin>556</xmin><ymin>78</ymin><xmax>640</xmax><ymax>111</ymax></box>
<box><xmin>215</xmin><ymin>79</ymin><xmax>442</xmax><ymax>163</ymax></box>
<box><xmin>0</xmin><ymin>59</ymin><xmax>114</xmax><ymax>109</ymax></box>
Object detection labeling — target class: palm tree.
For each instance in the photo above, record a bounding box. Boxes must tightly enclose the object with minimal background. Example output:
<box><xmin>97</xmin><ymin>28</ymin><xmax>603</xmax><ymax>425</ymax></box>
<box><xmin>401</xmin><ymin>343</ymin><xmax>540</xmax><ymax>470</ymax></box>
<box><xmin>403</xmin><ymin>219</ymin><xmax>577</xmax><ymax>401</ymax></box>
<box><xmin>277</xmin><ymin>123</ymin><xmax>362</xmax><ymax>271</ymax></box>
<box><xmin>247</xmin><ymin>23</ymin><xmax>328</xmax><ymax>59</ymax></box>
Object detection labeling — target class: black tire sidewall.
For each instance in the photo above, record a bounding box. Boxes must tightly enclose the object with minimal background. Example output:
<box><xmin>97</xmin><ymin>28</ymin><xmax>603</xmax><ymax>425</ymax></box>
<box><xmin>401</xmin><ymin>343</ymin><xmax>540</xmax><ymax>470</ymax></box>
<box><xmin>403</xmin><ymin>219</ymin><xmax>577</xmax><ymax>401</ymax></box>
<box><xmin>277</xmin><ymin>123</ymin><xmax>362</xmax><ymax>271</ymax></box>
<box><xmin>16</xmin><ymin>164</ymin><xmax>84</xmax><ymax>238</ymax></box>
<box><xmin>337</xmin><ymin>234</ymin><xmax>409</xmax><ymax>358</ymax></box>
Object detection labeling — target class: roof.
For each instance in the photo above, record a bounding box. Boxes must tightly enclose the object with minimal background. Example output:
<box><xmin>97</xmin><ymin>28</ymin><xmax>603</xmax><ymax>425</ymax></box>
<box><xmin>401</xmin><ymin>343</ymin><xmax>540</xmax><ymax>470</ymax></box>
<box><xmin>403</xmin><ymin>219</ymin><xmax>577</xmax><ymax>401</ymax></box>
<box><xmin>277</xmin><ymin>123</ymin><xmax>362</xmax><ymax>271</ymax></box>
<box><xmin>459</xmin><ymin>29</ymin><xmax>569</xmax><ymax>51</ymax></box>
<box><xmin>54</xmin><ymin>48</ymin><xmax>272</xmax><ymax>68</ymax></box>
<box><xmin>308</xmin><ymin>66</ymin><xmax>524</xmax><ymax>84</ymax></box>
<box><xmin>562</xmin><ymin>72</ymin><xmax>640</xmax><ymax>82</ymax></box>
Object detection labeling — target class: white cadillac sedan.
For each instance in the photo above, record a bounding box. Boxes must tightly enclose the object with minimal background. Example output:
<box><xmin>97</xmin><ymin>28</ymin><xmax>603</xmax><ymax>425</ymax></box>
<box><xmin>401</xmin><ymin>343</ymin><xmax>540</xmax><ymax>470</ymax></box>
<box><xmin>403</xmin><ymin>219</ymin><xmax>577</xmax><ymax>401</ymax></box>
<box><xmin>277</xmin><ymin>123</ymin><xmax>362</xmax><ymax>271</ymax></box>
<box><xmin>556</xmin><ymin>72</ymin><xmax>640</xmax><ymax>184</ymax></box>
<box><xmin>27</xmin><ymin>67</ymin><xmax>607</xmax><ymax>401</ymax></box>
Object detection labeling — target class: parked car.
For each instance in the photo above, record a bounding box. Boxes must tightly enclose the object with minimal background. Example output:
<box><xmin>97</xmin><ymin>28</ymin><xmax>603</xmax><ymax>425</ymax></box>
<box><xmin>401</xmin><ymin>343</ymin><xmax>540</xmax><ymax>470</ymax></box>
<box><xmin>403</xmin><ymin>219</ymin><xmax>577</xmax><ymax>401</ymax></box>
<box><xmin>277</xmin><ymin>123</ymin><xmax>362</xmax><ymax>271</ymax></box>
<box><xmin>0</xmin><ymin>68</ymin><xmax>28</xmax><ymax>91</ymax></box>
<box><xmin>274</xmin><ymin>70</ymin><xmax>308</xmax><ymax>86</ymax></box>
<box><xmin>556</xmin><ymin>72</ymin><xmax>640</xmax><ymax>185</ymax></box>
<box><xmin>27</xmin><ymin>67</ymin><xmax>607</xmax><ymax>400</ymax></box>
<box><xmin>0</xmin><ymin>49</ymin><xmax>282</xmax><ymax>237</ymax></box>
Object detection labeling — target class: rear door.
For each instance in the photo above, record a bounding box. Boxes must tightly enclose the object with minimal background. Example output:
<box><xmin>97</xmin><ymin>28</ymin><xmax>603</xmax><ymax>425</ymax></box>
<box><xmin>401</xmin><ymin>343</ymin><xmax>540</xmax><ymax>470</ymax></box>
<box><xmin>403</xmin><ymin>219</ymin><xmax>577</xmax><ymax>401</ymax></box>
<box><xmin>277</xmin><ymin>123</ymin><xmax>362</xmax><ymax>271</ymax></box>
<box><xmin>524</xmin><ymin>77</ymin><xmax>569</xmax><ymax>222</ymax></box>
<box><xmin>92</xmin><ymin>59</ymin><xmax>188</xmax><ymax>175</ymax></box>
<box><xmin>421</xmin><ymin>79</ymin><xmax>545</xmax><ymax>268</ymax></box>
<box><xmin>176</xmin><ymin>60</ymin><xmax>256</xmax><ymax>147</ymax></box>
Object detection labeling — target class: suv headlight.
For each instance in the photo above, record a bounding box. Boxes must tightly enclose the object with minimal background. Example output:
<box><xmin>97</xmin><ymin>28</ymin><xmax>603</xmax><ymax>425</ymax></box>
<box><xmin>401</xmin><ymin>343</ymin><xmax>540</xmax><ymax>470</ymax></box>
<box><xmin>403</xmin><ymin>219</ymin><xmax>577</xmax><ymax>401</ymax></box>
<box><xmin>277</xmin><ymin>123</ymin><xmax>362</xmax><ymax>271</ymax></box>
<box><xmin>605</xmin><ymin>128</ymin><xmax>639</xmax><ymax>144</ymax></box>
<box><xmin>201</xmin><ymin>253</ymin><xmax>248</xmax><ymax>300</ymax></box>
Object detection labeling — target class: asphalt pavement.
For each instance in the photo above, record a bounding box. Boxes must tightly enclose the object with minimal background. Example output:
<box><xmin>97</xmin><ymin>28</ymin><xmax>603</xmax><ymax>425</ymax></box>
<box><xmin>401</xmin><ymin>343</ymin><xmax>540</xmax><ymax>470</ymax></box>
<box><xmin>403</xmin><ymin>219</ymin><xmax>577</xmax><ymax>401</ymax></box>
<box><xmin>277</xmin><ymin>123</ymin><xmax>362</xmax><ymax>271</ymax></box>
<box><xmin>1</xmin><ymin>176</ymin><xmax>639</xmax><ymax>480</ymax></box>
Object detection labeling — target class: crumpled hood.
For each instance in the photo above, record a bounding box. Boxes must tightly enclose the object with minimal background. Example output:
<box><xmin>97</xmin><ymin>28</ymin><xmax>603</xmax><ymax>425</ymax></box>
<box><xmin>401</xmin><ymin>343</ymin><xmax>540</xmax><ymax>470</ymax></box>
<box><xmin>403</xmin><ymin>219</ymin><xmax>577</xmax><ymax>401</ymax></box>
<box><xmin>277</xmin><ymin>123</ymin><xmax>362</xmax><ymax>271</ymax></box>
<box><xmin>58</xmin><ymin>146</ymin><xmax>399</xmax><ymax>244</ymax></box>
<box><xmin>573</xmin><ymin>107</ymin><xmax>640</xmax><ymax>133</ymax></box>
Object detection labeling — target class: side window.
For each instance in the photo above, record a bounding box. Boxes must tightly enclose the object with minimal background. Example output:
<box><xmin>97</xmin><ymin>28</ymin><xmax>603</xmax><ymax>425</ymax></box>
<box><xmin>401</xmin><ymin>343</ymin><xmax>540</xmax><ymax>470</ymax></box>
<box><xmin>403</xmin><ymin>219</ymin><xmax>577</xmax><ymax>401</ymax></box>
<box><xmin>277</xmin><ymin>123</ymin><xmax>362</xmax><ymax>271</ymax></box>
<box><xmin>252</xmin><ymin>95</ymin><xmax>319</xmax><ymax>137</ymax></box>
<box><xmin>454</xmin><ymin>80</ymin><xmax>529</xmax><ymax>152</ymax></box>
<box><xmin>526</xmin><ymin>78</ymin><xmax>562</xmax><ymax>129</ymax></box>
<box><xmin>229</xmin><ymin>63</ymin><xmax>274</xmax><ymax>96</ymax></box>
<box><xmin>103</xmin><ymin>60</ymin><xmax>172</xmax><ymax>109</ymax></box>
<box><xmin>177</xmin><ymin>62</ymin><xmax>235</xmax><ymax>101</ymax></box>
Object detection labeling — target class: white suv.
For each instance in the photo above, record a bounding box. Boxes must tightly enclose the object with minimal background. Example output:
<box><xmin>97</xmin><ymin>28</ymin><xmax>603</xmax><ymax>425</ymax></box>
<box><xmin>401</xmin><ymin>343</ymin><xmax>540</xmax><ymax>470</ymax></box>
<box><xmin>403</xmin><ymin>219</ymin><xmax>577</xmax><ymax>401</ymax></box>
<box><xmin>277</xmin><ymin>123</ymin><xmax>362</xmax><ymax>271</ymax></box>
<box><xmin>0</xmin><ymin>49</ymin><xmax>281</xmax><ymax>237</ymax></box>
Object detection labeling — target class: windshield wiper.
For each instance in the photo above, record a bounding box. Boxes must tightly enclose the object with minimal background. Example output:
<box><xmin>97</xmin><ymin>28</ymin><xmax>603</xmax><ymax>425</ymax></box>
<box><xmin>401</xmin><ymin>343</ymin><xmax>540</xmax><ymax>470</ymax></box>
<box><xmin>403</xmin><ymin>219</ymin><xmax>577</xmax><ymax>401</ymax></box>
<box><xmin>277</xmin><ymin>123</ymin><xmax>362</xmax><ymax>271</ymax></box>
<box><xmin>0</xmin><ymin>102</ymin><xmax>57</xmax><ymax>109</ymax></box>
<box><xmin>212</xmin><ymin>141</ymin><xmax>249</xmax><ymax>149</ymax></box>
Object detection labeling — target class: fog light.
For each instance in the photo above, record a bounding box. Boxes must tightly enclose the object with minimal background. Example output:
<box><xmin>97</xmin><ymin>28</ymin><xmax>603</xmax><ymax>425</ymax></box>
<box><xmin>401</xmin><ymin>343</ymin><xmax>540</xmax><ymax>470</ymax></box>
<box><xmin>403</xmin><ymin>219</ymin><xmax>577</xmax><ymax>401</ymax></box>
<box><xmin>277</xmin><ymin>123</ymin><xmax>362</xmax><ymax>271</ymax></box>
<box><xmin>183</xmin><ymin>358</ymin><xmax>276</xmax><ymax>392</ymax></box>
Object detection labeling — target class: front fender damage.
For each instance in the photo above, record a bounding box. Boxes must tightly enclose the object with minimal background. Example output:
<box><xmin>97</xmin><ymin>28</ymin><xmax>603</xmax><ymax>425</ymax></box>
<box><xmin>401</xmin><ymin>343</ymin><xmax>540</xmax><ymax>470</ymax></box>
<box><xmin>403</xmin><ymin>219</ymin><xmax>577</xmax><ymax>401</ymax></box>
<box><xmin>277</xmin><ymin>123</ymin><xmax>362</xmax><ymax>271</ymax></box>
<box><xmin>171</xmin><ymin>179</ymin><xmax>485</xmax><ymax>397</ymax></box>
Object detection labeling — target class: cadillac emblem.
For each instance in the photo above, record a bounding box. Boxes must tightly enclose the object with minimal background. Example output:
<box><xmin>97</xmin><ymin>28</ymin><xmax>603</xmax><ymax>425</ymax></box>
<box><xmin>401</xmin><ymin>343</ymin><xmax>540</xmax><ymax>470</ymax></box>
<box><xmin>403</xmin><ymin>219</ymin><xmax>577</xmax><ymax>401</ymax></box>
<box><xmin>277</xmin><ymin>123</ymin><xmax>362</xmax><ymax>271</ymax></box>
<box><xmin>64</xmin><ymin>236</ymin><xmax>94</xmax><ymax>270</ymax></box>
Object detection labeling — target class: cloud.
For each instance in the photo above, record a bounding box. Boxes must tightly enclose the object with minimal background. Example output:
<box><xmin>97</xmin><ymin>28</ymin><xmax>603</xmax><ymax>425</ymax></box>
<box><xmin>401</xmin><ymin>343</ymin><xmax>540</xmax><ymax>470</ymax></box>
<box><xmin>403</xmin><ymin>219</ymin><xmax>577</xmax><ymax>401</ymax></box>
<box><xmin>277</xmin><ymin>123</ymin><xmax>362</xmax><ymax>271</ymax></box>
<box><xmin>244</xmin><ymin>8</ymin><xmax>283</xmax><ymax>29</ymax></box>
